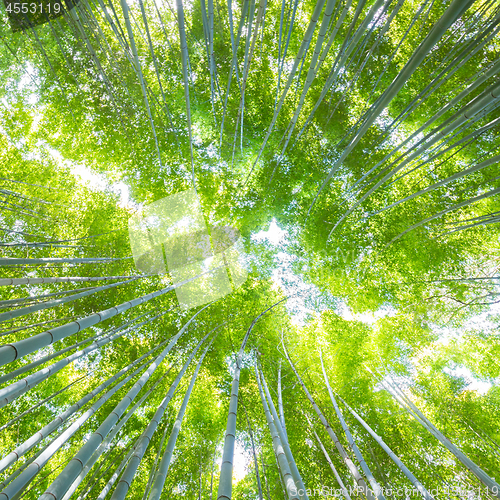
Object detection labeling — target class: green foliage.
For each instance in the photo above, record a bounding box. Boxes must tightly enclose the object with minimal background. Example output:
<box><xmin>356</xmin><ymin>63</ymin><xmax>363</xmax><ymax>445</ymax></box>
<box><xmin>0</xmin><ymin>0</ymin><xmax>499</xmax><ymax>498</ymax></box>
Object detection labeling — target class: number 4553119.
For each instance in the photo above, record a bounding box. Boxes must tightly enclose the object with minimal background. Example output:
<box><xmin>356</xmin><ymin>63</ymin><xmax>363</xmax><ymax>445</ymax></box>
<box><xmin>5</xmin><ymin>2</ymin><xmax>61</xmax><ymax>14</ymax></box>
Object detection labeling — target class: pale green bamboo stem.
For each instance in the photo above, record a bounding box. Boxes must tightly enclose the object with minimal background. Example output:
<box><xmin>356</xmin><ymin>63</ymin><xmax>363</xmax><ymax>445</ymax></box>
<box><xmin>0</xmin><ymin>256</ymin><xmax>131</xmax><ymax>266</ymax></box>
<box><xmin>0</xmin><ymin>276</ymin><xmax>141</xmax><ymax>286</ymax></box>
<box><xmin>338</xmin><ymin>395</ymin><xmax>434</xmax><ymax>500</ymax></box>
<box><xmin>378</xmin><ymin>372</ymin><xmax>500</xmax><ymax>499</ymax></box>
<box><xmin>281</xmin><ymin>0</ymin><xmax>383</xmax><ymax>159</ymax></box>
<box><xmin>208</xmin><ymin>0</ymin><xmax>217</xmax><ymax>119</ymax></box>
<box><xmin>236</xmin><ymin>0</ymin><xmax>257</xmax><ymax>156</ymax></box>
<box><xmin>141</xmin><ymin>421</ymin><xmax>170</xmax><ymax>500</ymax></box>
<box><xmin>0</xmin><ymin>313</ymin><xmax>149</xmax><ymax>384</ymax></box>
<box><xmin>226</xmin><ymin>0</ymin><xmax>242</xmax><ymax>88</ymax></box>
<box><xmin>0</xmin><ymin>178</ymin><xmax>60</xmax><ymax>192</ymax></box>
<box><xmin>176</xmin><ymin>0</ymin><xmax>197</xmax><ymax>193</ymax></box>
<box><xmin>95</xmin><ymin>441</ymin><xmax>137</xmax><ymax>500</ymax></box>
<box><xmin>137</xmin><ymin>0</ymin><xmax>178</xmax><ymax>141</ymax></box>
<box><xmin>0</xmin><ymin>375</ymin><xmax>86</xmax><ymax>433</ymax></box>
<box><xmin>277</xmin><ymin>361</ymin><xmax>288</xmax><ymax>442</ymax></box>
<box><xmin>380</xmin><ymin>17</ymin><xmax>500</xmax><ymax>143</ymax></box>
<box><xmin>255</xmin><ymin>366</ymin><xmax>299</xmax><ymax>500</ymax></box>
<box><xmin>147</xmin><ymin>335</ymin><xmax>218</xmax><ymax>499</ymax></box>
<box><xmin>384</xmin><ymin>108</ymin><xmax>500</xmax><ymax>192</ymax></box>
<box><xmin>319</xmin><ymin>351</ymin><xmax>385</xmax><ymax>500</ymax></box>
<box><xmin>0</xmin><ymin>188</ymin><xmax>57</xmax><ymax>207</ymax></box>
<box><xmin>38</xmin><ymin>305</ymin><xmax>210</xmax><ymax>500</ymax></box>
<box><xmin>0</xmin><ymin>317</ymin><xmax>76</xmax><ymax>338</ymax></box>
<box><xmin>0</xmin><ymin>309</ymin><xmax>171</xmax><ymax>406</ymax></box>
<box><xmin>0</xmin><ymin>286</ymin><xmax>106</xmax><ymax>322</ymax></box>
<box><xmin>0</xmin><ymin>286</ymin><xmax>97</xmax><ymax>308</ymax></box>
<box><xmin>219</xmin><ymin>0</ymin><xmax>249</xmax><ymax>148</ymax></box>
<box><xmin>119</xmin><ymin>0</ymin><xmax>163</xmax><ymax>169</ymax></box>
<box><xmin>0</xmin><ymin>357</ymin><xmax>152</xmax><ymax>499</ymax></box>
<box><xmin>242</xmin><ymin>401</ymin><xmax>264</xmax><ymax>500</ymax></box>
<box><xmin>260</xmin><ymin>448</ymin><xmax>272</xmax><ymax>500</ymax></box>
<box><xmin>324</xmin><ymin>0</ymin><xmax>405</xmax><ymax>126</ymax></box>
<box><xmin>438</xmin><ymin>216</ymin><xmax>500</xmax><ymax>236</ymax></box>
<box><xmin>372</xmin><ymin>153</ymin><xmax>500</xmax><ymax>216</ymax></box>
<box><xmin>386</xmin><ymin>186</ymin><xmax>500</xmax><ymax>247</ymax></box>
<box><xmin>283</xmin><ymin>342</ymin><xmax>375</xmax><ymax>500</ymax></box>
<box><xmin>278</xmin><ymin>0</ymin><xmax>338</xmax><ymax>152</ymax></box>
<box><xmin>308</xmin><ymin>419</ymin><xmax>351</xmax><ymax>500</ymax></box>
<box><xmin>245</xmin><ymin>0</ymin><xmax>327</xmax><ymax>183</ymax></box>
<box><xmin>0</xmin><ymin>343</ymin><xmax>163</xmax><ymax>474</ymax></box>
<box><xmin>112</xmin><ymin>330</ymin><xmax>218</xmax><ymax>499</ymax></box>
<box><xmin>217</xmin><ymin>298</ymin><xmax>287</xmax><ymax>500</ymax></box>
<box><xmin>0</xmin><ymin>428</ymin><xmax>66</xmax><ymax>491</ymax></box>
<box><xmin>260</xmin><ymin>368</ymin><xmax>308</xmax><ymax>498</ymax></box>
<box><xmin>330</xmin><ymin>79</ymin><xmax>500</xmax><ymax>237</ymax></box>
<box><xmin>307</xmin><ymin>0</ymin><xmax>475</xmax><ymax>216</ymax></box>
<box><xmin>69</xmin><ymin>0</ymin><xmax>139</xmax><ymax>148</ymax></box>
<box><xmin>77</xmin><ymin>452</ymin><xmax>123</xmax><ymax>500</ymax></box>
<box><xmin>0</xmin><ymin>271</ymin><xmax>205</xmax><ymax>366</ymax></box>
<box><xmin>61</xmin><ymin>368</ymin><xmax>173</xmax><ymax>500</ymax></box>
<box><xmin>0</xmin><ymin>242</ymin><xmax>80</xmax><ymax>249</ymax></box>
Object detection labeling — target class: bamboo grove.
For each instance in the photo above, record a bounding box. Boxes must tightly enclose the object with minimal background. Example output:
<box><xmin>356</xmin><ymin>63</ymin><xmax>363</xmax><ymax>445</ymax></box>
<box><xmin>0</xmin><ymin>0</ymin><xmax>499</xmax><ymax>497</ymax></box>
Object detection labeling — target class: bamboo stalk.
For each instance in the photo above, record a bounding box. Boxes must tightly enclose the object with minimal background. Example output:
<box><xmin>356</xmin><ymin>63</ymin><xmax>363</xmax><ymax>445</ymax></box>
<box><xmin>112</xmin><ymin>329</ymin><xmax>219</xmax><ymax>499</ymax></box>
<box><xmin>0</xmin><ymin>375</ymin><xmax>86</xmax><ymax>433</ymax></box>
<box><xmin>376</xmin><ymin>371</ymin><xmax>500</xmax><ymax>499</ymax></box>
<box><xmin>283</xmin><ymin>341</ymin><xmax>375</xmax><ymax>500</ymax></box>
<box><xmin>141</xmin><ymin>420</ymin><xmax>170</xmax><ymax>500</ymax></box>
<box><xmin>0</xmin><ymin>356</ymin><xmax>153</xmax><ymax>499</ymax></box>
<box><xmin>260</xmin><ymin>367</ymin><xmax>308</xmax><ymax>498</ymax></box>
<box><xmin>146</xmin><ymin>333</ymin><xmax>218</xmax><ymax>499</ymax></box>
<box><xmin>217</xmin><ymin>298</ymin><xmax>287</xmax><ymax>500</ymax></box>
<box><xmin>337</xmin><ymin>395</ymin><xmax>436</xmax><ymax>500</ymax></box>
<box><xmin>278</xmin><ymin>361</ymin><xmax>288</xmax><ymax>442</ymax></box>
<box><xmin>329</xmin><ymin>79</ymin><xmax>500</xmax><ymax>237</ymax></box>
<box><xmin>37</xmin><ymin>305</ymin><xmax>210</xmax><ymax>500</ymax></box>
<box><xmin>0</xmin><ymin>278</ymin><xmax>137</xmax><ymax>323</ymax></box>
<box><xmin>0</xmin><ymin>270</ymin><xmax>211</xmax><ymax>366</ymax></box>
<box><xmin>176</xmin><ymin>0</ymin><xmax>197</xmax><ymax>193</ymax></box>
<box><xmin>308</xmin><ymin>418</ymin><xmax>351</xmax><ymax>500</ymax></box>
<box><xmin>255</xmin><ymin>366</ymin><xmax>299</xmax><ymax>500</ymax></box>
<box><xmin>0</xmin><ymin>309</ymin><xmax>172</xmax><ymax>406</ymax></box>
<box><xmin>246</xmin><ymin>0</ymin><xmax>327</xmax><ymax>184</ymax></box>
<box><xmin>61</xmin><ymin>368</ymin><xmax>173</xmax><ymax>500</ymax></box>
<box><xmin>0</xmin><ymin>342</ymin><xmax>164</xmax><ymax>474</ymax></box>
<box><xmin>0</xmin><ymin>275</ymin><xmax>143</xmax><ymax>286</ymax></box>
<box><xmin>306</xmin><ymin>0</ymin><xmax>476</xmax><ymax>217</ymax></box>
<box><xmin>319</xmin><ymin>351</ymin><xmax>385</xmax><ymax>500</ymax></box>
<box><xmin>119</xmin><ymin>0</ymin><xmax>164</xmax><ymax>169</ymax></box>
